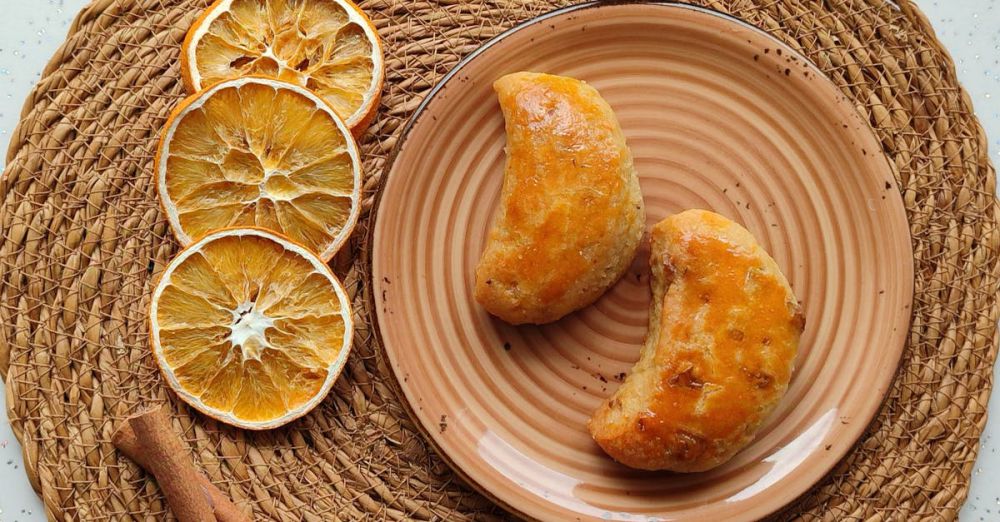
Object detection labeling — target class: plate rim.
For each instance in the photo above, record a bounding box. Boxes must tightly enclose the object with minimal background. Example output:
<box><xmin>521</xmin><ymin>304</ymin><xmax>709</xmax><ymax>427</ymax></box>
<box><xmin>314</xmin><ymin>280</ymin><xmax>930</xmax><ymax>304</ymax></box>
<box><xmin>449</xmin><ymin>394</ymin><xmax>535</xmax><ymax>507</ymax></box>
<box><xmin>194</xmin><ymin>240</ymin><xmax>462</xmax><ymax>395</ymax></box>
<box><xmin>367</xmin><ymin>1</ymin><xmax>916</xmax><ymax>520</ymax></box>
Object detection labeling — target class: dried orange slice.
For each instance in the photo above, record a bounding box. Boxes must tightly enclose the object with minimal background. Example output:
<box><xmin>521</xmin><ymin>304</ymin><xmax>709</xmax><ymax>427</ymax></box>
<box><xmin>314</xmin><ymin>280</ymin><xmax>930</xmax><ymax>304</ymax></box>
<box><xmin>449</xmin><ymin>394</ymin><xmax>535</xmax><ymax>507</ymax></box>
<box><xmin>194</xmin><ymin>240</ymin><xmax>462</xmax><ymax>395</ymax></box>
<box><xmin>181</xmin><ymin>0</ymin><xmax>384</xmax><ymax>134</ymax></box>
<box><xmin>156</xmin><ymin>77</ymin><xmax>361</xmax><ymax>261</ymax></box>
<box><xmin>150</xmin><ymin>228</ymin><xmax>353</xmax><ymax>429</ymax></box>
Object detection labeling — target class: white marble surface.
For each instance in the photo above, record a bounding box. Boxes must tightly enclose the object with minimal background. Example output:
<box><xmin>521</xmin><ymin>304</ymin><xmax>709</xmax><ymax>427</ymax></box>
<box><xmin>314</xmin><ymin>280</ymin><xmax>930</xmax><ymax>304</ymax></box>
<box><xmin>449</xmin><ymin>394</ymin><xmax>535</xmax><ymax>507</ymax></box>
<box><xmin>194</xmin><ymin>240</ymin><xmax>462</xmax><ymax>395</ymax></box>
<box><xmin>0</xmin><ymin>1</ymin><xmax>997</xmax><ymax>520</ymax></box>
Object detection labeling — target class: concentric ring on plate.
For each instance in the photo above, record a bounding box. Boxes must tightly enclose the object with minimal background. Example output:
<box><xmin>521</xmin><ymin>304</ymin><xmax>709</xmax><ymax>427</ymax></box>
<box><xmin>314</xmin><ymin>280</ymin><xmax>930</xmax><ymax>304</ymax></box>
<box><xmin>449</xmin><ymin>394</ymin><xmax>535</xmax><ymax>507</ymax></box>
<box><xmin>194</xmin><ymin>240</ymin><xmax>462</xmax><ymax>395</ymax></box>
<box><xmin>371</xmin><ymin>2</ymin><xmax>914</xmax><ymax>520</ymax></box>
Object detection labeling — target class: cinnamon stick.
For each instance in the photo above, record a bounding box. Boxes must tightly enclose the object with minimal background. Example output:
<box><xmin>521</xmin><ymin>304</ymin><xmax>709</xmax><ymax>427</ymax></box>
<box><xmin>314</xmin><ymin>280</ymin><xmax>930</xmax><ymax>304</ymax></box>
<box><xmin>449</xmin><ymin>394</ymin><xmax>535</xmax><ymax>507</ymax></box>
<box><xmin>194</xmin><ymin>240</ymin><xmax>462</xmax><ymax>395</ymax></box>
<box><xmin>112</xmin><ymin>407</ymin><xmax>249</xmax><ymax>522</ymax></box>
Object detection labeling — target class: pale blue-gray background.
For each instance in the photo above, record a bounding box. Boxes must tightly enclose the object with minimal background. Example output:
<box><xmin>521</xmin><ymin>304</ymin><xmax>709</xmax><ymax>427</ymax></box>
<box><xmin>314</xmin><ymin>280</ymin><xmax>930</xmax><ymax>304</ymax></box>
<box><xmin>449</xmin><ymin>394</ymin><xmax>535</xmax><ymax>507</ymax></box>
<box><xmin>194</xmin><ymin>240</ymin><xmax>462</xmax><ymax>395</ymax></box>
<box><xmin>0</xmin><ymin>0</ymin><xmax>996</xmax><ymax>520</ymax></box>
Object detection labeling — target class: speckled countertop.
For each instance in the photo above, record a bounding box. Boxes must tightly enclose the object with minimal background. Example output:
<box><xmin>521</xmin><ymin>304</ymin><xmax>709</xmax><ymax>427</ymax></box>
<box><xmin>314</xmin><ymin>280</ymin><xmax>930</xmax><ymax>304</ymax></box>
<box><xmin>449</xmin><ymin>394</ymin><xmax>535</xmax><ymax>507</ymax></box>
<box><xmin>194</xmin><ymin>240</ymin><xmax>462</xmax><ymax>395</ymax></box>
<box><xmin>0</xmin><ymin>1</ymin><xmax>997</xmax><ymax>520</ymax></box>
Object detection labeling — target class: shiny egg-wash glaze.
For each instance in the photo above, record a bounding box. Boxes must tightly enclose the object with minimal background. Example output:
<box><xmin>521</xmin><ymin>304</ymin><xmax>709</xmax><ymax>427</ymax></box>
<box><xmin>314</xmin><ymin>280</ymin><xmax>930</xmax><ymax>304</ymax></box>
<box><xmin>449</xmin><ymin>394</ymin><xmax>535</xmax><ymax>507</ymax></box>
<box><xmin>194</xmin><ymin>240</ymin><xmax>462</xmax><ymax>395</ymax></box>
<box><xmin>590</xmin><ymin>210</ymin><xmax>804</xmax><ymax>472</ymax></box>
<box><xmin>475</xmin><ymin>72</ymin><xmax>644</xmax><ymax>325</ymax></box>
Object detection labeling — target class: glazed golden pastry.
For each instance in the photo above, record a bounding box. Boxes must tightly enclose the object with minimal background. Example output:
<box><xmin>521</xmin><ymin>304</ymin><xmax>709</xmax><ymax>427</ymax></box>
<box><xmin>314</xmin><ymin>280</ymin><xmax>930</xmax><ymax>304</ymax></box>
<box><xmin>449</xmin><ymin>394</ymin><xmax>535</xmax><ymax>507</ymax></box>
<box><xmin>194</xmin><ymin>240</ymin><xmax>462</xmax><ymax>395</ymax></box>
<box><xmin>474</xmin><ymin>72</ymin><xmax>644</xmax><ymax>325</ymax></box>
<box><xmin>589</xmin><ymin>209</ymin><xmax>803</xmax><ymax>472</ymax></box>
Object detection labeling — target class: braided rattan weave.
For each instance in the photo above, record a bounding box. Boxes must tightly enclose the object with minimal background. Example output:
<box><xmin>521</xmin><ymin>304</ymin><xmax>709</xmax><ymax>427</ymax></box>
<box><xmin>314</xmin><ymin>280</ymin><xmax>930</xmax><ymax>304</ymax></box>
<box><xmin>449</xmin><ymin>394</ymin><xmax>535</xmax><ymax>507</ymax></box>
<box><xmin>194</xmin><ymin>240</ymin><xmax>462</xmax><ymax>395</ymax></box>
<box><xmin>0</xmin><ymin>0</ymin><xmax>996</xmax><ymax>519</ymax></box>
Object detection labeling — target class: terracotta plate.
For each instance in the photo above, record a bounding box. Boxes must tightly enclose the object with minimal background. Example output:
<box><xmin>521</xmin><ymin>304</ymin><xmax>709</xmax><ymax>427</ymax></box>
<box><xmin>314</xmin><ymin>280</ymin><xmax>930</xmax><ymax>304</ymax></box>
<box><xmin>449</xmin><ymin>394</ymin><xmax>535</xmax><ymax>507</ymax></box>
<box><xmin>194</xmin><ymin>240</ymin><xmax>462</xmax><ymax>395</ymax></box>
<box><xmin>371</xmin><ymin>2</ymin><xmax>914</xmax><ymax>520</ymax></box>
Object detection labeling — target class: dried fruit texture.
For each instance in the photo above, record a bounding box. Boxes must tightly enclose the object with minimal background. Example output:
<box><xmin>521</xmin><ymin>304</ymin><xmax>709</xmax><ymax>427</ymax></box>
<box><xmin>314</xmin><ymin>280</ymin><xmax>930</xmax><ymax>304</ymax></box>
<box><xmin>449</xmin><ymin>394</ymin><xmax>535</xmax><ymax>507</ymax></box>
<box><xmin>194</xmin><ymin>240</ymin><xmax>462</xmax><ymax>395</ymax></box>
<box><xmin>150</xmin><ymin>228</ymin><xmax>353</xmax><ymax>429</ymax></box>
<box><xmin>157</xmin><ymin>78</ymin><xmax>361</xmax><ymax>261</ymax></box>
<box><xmin>182</xmin><ymin>0</ymin><xmax>384</xmax><ymax>133</ymax></box>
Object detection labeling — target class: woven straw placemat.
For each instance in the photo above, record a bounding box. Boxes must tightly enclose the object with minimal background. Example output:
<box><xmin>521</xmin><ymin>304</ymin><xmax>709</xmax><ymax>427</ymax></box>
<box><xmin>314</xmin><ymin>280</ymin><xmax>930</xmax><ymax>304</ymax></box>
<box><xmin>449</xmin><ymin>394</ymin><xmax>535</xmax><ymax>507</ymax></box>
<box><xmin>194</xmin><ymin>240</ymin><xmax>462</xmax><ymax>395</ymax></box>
<box><xmin>0</xmin><ymin>0</ymin><xmax>996</xmax><ymax>520</ymax></box>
